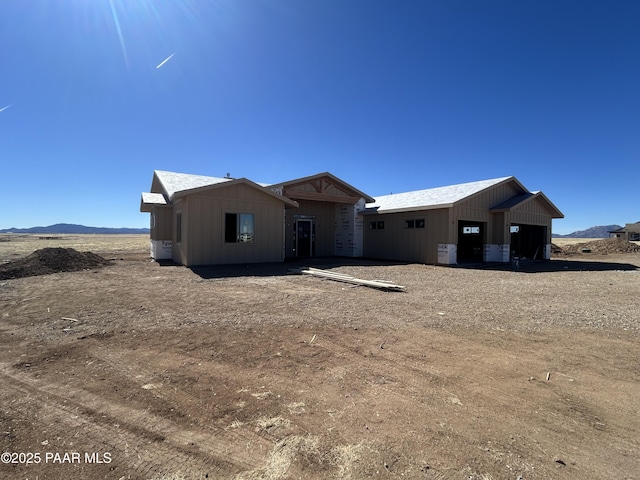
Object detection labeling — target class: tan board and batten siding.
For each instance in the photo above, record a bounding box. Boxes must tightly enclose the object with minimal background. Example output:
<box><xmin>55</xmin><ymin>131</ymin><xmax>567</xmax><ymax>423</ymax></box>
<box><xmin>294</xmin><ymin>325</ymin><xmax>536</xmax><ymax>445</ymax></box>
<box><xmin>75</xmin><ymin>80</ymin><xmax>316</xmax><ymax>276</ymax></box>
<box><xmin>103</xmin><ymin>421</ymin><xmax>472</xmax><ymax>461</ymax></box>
<box><xmin>174</xmin><ymin>183</ymin><xmax>287</xmax><ymax>266</ymax></box>
<box><xmin>150</xmin><ymin>207</ymin><xmax>172</xmax><ymax>241</ymax></box>
<box><xmin>141</xmin><ymin>171</ymin><xmax>563</xmax><ymax>266</ymax></box>
<box><xmin>363</xmin><ymin>177</ymin><xmax>560</xmax><ymax>264</ymax></box>
<box><xmin>364</xmin><ymin>209</ymin><xmax>449</xmax><ymax>264</ymax></box>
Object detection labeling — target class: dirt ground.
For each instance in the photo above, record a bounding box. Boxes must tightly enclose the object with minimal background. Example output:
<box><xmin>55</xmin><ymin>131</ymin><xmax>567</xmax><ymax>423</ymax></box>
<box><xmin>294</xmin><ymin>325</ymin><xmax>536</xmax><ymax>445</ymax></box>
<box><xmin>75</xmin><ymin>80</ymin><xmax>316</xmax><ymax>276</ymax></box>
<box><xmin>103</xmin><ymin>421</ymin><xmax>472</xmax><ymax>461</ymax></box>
<box><xmin>1</xmin><ymin>235</ymin><xmax>639</xmax><ymax>479</ymax></box>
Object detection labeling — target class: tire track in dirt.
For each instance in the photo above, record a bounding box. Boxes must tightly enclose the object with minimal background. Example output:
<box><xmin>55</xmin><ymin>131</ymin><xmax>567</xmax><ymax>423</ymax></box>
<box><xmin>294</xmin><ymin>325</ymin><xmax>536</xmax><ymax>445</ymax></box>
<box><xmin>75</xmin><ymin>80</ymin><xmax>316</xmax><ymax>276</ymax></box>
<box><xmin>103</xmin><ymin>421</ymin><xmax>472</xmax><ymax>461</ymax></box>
<box><xmin>315</xmin><ymin>331</ymin><xmax>452</xmax><ymax>403</ymax></box>
<box><xmin>310</xmin><ymin>331</ymin><xmax>560</xmax><ymax>477</ymax></box>
<box><xmin>319</xmin><ymin>330</ymin><xmax>640</xmax><ymax>479</ymax></box>
<box><xmin>84</xmin><ymin>342</ymin><xmax>306</xmax><ymax>427</ymax></box>
<box><xmin>0</xmin><ymin>362</ymin><xmax>266</xmax><ymax>479</ymax></box>
<box><xmin>79</xmin><ymin>337</ymin><xmax>397</xmax><ymax>479</ymax></box>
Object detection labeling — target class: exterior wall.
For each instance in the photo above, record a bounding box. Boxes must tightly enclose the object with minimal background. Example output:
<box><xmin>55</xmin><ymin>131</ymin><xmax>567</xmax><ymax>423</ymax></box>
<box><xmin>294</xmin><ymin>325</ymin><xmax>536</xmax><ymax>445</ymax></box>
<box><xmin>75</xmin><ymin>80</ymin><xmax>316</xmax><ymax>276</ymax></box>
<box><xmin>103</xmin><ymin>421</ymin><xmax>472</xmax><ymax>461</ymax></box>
<box><xmin>284</xmin><ymin>200</ymin><xmax>337</xmax><ymax>257</ymax></box>
<box><xmin>149</xmin><ymin>206</ymin><xmax>174</xmax><ymax>260</ymax></box>
<box><xmin>454</xmin><ymin>188</ymin><xmax>556</xmax><ymax>262</ymax></box>
<box><xmin>485</xmin><ymin>212</ymin><xmax>509</xmax><ymax>262</ymax></box>
<box><xmin>364</xmin><ymin>189</ymin><xmax>557</xmax><ymax>265</ymax></box>
<box><xmin>510</xmin><ymin>199</ymin><xmax>554</xmax><ymax>245</ymax></box>
<box><xmin>511</xmin><ymin>202</ymin><xmax>553</xmax><ymax>228</ymax></box>
<box><xmin>172</xmin><ymin>199</ymin><xmax>187</xmax><ymax>265</ymax></box>
<box><xmin>150</xmin><ymin>206</ymin><xmax>173</xmax><ymax>241</ymax></box>
<box><xmin>452</xmin><ymin>182</ymin><xmax>520</xmax><ymax>245</ymax></box>
<box><xmin>508</xmin><ymin>199</ymin><xmax>556</xmax><ymax>260</ymax></box>
<box><xmin>334</xmin><ymin>199</ymin><xmax>365</xmax><ymax>257</ymax></box>
<box><xmin>610</xmin><ymin>223</ymin><xmax>640</xmax><ymax>241</ymax></box>
<box><xmin>150</xmin><ymin>239</ymin><xmax>173</xmax><ymax>260</ymax></box>
<box><xmin>145</xmin><ymin>173</ymin><xmax>562</xmax><ymax>266</ymax></box>
<box><xmin>182</xmin><ymin>184</ymin><xmax>286</xmax><ymax>266</ymax></box>
<box><xmin>490</xmin><ymin>212</ymin><xmax>507</xmax><ymax>245</ymax></box>
<box><xmin>363</xmin><ymin>209</ymin><xmax>449</xmax><ymax>264</ymax></box>
<box><xmin>624</xmin><ymin>223</ymin><xmax>640</xmax><ymax>241</ymax></box>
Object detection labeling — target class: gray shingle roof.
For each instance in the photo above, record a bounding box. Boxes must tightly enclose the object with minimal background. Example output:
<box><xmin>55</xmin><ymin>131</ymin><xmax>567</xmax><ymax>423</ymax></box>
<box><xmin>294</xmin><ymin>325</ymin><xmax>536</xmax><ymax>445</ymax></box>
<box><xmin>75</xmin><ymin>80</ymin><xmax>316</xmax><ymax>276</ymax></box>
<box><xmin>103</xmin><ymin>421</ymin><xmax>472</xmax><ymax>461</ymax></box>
<box><xmin>366</xmin><ymin>177</ymin><xmax>513</xmax><ymax>213</ymax></box>
<box><xmin>155</xmin><ymin>170</ymin><xmax>232</xmax><ymax>199</ymax></box>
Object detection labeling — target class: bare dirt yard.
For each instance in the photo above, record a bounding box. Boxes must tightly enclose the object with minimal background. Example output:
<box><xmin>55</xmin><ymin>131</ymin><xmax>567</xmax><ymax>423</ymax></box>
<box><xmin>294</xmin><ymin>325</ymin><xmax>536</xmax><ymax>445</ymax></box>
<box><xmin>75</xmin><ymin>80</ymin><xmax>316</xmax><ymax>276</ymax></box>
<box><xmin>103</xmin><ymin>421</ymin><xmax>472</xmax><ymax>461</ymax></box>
<box><xmin>1</xmin><ymin>235</ymin><xmax>639</xmax><ymax>479</ymax></box>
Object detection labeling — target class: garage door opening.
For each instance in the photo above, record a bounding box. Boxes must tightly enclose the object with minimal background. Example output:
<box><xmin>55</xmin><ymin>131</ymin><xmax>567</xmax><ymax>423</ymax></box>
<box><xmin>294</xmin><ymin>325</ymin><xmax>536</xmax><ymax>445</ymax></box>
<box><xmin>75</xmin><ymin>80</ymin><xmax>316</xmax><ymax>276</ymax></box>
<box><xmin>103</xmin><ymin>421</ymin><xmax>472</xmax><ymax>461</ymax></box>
<box><xmin>510</xmin><ymin>224</ymin><xmax>546</xmax><ymax>260</ymax></box>
<box><xmin>458</xmin><ymin>221</ymin><xmax>485</xmax><ymax>263</ymax></box>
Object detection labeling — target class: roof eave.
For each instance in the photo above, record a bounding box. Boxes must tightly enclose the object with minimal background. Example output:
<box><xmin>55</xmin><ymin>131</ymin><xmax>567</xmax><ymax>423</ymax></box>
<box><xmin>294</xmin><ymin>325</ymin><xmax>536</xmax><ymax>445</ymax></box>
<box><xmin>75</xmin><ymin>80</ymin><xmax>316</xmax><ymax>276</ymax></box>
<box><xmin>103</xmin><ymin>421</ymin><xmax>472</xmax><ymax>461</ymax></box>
<box><xmin>536</xmin><ymin>192</ymin><xmax>564</xmax><ymax>218</ymax></box>
<box><xmin>365</xmin><ymin>204</ymin><xmax>453</xmax><ymax>215</ymax></box>
<box><xmin>140</xmin><ymin>192</ymin><xmax>168</xmax><ymax>212</ymax></box>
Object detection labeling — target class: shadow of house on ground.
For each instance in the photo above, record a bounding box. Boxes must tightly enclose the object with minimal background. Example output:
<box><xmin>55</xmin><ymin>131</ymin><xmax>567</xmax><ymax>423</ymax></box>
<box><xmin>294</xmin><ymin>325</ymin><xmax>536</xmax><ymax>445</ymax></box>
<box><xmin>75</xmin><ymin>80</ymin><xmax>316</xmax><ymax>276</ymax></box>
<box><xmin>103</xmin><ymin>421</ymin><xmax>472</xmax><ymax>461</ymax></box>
<box><xmin>153</xmin><ymin>256</ymin><xmax>639</xmax><ymax>278</ymax></box>
<box><xmin>187</xmin><ymin>257</ymin><xmax>411</xmax><ymax>280</ymax></box>
<box><xmin>458</xmin><ymin>258</ymin><xmax>640</xmax><ymax>273</ymax></box>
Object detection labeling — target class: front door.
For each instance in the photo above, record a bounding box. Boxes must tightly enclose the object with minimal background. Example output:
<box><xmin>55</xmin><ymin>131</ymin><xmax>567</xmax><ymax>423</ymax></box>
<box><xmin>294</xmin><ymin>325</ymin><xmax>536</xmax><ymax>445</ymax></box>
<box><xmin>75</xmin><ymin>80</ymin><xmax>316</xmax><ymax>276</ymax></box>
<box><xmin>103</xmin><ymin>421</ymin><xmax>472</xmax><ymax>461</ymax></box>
<box><xmin>295</xmin><ymin>219</ymin><xmax>314</xmax><ymax>257</ymax></box>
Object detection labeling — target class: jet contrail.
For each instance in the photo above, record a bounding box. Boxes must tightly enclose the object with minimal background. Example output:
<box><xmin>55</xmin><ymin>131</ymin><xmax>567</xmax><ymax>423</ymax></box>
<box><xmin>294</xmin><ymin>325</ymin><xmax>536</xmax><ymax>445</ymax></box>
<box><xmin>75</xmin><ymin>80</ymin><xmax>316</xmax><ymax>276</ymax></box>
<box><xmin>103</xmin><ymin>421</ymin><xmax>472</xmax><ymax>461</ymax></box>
<box><xmin>156</xmin><ymin>53</ymin><xmax>175</xmax><ymax>69</ymax></box>
<box><xmin>0</xmin><ymin>104</ymin><xmax>11</xmax><ymax>112</ymax></box>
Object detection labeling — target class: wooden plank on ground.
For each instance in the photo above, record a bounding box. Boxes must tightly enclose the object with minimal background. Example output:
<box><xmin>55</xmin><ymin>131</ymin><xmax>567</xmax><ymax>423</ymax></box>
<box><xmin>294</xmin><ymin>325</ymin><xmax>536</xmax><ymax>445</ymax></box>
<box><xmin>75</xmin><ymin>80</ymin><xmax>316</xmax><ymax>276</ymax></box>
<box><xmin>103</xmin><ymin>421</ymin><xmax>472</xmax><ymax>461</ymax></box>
<box><xmin>291</xmin><ymin>267</ymin><xmax>405</xmax><ymax>292</ymax></box>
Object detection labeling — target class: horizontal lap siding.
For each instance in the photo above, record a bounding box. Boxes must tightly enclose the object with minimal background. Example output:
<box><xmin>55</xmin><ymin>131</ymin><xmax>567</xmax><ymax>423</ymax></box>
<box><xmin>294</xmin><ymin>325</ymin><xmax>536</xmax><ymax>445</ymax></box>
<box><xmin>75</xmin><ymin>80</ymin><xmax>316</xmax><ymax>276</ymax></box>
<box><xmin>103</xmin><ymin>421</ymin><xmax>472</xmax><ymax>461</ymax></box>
<box><xmin>185</xmin><ymin>184</ymin><xmax>285</xmax><ymax>266</ymax></box>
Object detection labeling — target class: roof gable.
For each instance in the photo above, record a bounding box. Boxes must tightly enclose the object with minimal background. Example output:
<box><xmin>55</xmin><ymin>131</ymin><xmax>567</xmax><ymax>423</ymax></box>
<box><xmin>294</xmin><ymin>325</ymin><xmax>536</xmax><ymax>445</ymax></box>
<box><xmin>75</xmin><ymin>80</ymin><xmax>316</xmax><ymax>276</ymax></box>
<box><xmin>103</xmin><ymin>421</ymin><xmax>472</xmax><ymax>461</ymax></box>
<box><xmin>490</xmin><ymin>191</ymin><xmax>564</xmax><ymax>218</ymax></box>
<box><xmin>173</xmin><ymin>177</ymin><xmax>299</xmax><ymax>207</ymax></box>
<box><xmin>269</xmin><ymin>172</ymin><xmax>375</xmax><ymax>204</ymax></box>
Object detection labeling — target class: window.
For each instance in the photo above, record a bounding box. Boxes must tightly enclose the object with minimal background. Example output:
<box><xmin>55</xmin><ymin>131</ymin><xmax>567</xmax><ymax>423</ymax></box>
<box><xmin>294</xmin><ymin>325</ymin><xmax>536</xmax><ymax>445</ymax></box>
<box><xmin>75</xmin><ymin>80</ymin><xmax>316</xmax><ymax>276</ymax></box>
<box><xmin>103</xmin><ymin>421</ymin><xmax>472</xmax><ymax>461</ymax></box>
<box><xmin>225</xmin><ymin>213</ymin><xmax>254</xmax><ymax>243</ymax></box>
<box><xmin>369</xmin><ymin>221</ymin><xmax>385</xmax><ymax>230</ymax></box>
<box><xmin>176</xmin><ymin>212</ymin><xmax>182</xmax><ymax>243</ymax></box>
<box><xmin>463</xmin><ymin>226</ymin><xmax>480</xmax><ymax>234</ymax></box>
<box><xmin>405</xmin><ymin>219</ymin><xmax>425</xmax><ymax>229</ymax></box>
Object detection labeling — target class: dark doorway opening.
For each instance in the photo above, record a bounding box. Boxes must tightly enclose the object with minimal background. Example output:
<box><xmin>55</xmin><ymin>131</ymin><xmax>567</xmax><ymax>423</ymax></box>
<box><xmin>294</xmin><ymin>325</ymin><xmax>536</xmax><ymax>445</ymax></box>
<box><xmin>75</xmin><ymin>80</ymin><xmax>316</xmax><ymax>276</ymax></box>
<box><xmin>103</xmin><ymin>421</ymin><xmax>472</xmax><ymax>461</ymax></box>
<box><xmin>510</xmin><ymin>224</ymin><xmax>546</xmax><ymax>259</ymax></box>
<box><xmin>458</xmin><ymin>221</ymin><xmax>485</xmax><ymax>262</ymax></box>
<box><xmin>295</xmin><ymin>219</ymin><xmax>315</xmax><ymax>257</ymax></box>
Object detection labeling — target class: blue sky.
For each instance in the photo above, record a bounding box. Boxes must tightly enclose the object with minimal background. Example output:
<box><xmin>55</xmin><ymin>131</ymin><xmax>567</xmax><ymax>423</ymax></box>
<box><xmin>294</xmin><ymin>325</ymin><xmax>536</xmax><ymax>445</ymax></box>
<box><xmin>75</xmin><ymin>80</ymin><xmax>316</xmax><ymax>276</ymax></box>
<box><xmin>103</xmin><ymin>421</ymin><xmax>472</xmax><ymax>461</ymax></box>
<box><xmin>1</xmin><ymin>0</ymin><xmax>638</xmax><ymax>234</ymax></box>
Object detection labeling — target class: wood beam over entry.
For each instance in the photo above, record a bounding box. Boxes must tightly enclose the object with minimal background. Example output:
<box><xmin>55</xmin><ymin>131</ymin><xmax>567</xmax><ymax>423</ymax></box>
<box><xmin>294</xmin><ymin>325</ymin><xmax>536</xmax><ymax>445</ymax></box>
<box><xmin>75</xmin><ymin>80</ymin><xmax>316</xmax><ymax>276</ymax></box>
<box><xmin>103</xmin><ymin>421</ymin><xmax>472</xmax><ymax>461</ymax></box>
<box><xmin>282</xmin><ymin>189</ymin><xmax>360</xmax><ymax>204</ymax></box>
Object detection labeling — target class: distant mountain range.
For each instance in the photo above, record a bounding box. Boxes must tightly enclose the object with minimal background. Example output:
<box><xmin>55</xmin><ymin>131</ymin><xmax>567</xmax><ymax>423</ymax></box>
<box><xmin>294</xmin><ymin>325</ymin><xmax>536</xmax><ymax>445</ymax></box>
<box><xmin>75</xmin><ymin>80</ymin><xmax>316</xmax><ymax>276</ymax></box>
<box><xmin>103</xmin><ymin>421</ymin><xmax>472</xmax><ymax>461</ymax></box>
<box><xmin>552</xmin><ymin>225</ymin><xmax>622</xmax><ymax>238</ymax></box>
<box><xmin>0</xmin><ymin>223</ymin><xmax>624</xmax><ymax>238</ymax></box>
<box><xmin>0</xmin><ymin>223</ymin><xmax>149</xmax><ymax>235</ymax></box>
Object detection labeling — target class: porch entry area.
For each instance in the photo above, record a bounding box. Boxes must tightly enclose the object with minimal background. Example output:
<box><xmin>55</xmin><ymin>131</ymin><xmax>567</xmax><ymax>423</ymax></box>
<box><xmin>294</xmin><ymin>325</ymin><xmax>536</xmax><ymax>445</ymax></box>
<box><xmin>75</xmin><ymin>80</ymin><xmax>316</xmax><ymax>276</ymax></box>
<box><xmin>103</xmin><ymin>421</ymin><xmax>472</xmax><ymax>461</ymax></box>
<box><xmin>293</xmin><ymin>216</ymin><xmax>315</xmax><ymax>257</ymax></box>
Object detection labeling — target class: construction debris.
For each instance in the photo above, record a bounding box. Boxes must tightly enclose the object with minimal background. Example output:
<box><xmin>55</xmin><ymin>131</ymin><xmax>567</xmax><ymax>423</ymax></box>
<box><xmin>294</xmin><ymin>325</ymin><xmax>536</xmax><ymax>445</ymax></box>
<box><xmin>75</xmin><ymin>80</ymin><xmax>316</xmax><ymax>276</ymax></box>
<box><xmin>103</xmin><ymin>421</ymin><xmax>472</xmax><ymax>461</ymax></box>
<box><xmin>291</xmin><ymin>267</ymin><xmax>405</xmax><ymax>292</ymax></box>
<box><xmin>554</xmin><ymin>238</ymin><xmax>640</xmax><ymax>256</ymax></box>
<box><xmin>0</xmin><ymin>247</ymin><xmax>112</xmax><ymax>280</ymax></box>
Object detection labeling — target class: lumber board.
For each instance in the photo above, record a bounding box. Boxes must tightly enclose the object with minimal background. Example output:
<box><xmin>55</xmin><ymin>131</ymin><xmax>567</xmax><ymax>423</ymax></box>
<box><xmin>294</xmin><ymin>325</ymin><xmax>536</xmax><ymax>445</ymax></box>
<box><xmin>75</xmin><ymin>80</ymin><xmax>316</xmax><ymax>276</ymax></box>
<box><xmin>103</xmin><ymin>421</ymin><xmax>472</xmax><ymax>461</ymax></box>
<box><xmin>293</xmin><ymin>267</ymin><xmax>405</xmax><ymax>291</ymax></box>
